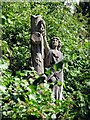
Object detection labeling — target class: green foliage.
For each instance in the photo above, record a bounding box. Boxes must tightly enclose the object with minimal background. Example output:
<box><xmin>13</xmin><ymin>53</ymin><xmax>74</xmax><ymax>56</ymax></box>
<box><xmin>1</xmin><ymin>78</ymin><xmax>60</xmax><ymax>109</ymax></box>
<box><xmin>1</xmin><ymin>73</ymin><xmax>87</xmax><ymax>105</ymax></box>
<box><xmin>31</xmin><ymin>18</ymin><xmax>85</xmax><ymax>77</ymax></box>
<box><xmin>2</xmin><ymin>2</ymin><xmax>31</xmax><ymax>71</ymax></box>
<box><xmin>1</xmin><ymin>67</ymin><xmax>69</xmax><ymax>120</ymax></box>
<box><xmin>1</xmin><ymin>2</ymin><xmax>90</xmax><ymax>120</ymax></box>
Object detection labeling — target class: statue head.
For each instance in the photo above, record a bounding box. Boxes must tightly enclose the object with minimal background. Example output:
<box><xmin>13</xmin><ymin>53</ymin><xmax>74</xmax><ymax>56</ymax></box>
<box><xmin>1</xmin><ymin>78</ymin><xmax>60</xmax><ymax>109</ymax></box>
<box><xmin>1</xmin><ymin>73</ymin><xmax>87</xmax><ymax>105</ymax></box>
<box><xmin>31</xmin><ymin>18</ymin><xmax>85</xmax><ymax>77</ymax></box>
<box><xmin>50</xmin><ymin>36</ymin><xmax>61</xmax><ymax>50</ymax></box>
<box><xmin>38</xmin><ymin>20</ymin><xmax>46</xmax><ymax>35</ymax></box>
<box><xmin>31</xmin><ymin>15</ymin><xmax>45</xmax><ymax>35</ymax></box>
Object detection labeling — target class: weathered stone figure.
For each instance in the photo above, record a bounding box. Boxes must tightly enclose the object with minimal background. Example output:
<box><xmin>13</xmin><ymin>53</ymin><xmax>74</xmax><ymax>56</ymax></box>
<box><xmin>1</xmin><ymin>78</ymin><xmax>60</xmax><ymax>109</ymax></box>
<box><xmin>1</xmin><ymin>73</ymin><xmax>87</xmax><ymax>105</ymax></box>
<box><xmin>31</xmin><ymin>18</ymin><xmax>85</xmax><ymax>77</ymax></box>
<box><xmin>31</xmin><ymin>15</ymin><xmax>46</xmax><ymax>74</ymax></box>
<box><xmin>31</xmin><ymin>15</ymin><xmax>64</xmax><ymax>100</ymax></box>
<box><xmin>44</xmin><ymin>36</ymin><xmax>64</xmax><ymax>100</ymax></box>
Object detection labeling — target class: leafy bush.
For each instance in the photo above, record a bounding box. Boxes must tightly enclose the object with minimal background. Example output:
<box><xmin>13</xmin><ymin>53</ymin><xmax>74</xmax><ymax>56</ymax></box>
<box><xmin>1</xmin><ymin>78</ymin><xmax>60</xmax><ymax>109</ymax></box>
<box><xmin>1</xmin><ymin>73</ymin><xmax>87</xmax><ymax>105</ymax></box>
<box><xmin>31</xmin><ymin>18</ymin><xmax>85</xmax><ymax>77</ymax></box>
<box><xmin>1</xmin><ymin>2</ymin><xmax>90</xmax><ymax>120</ymax></box>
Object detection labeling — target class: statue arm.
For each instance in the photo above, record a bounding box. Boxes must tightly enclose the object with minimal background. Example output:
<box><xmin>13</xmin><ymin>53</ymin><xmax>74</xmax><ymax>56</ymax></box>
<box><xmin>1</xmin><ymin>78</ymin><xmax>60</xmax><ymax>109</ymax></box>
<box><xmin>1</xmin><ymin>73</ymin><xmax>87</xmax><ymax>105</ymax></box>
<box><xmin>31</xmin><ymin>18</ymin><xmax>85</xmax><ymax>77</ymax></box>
<box><xmin>44</xmin><ymin>35</ymin><xmax>50</xmax><ymax>54</ymax></box>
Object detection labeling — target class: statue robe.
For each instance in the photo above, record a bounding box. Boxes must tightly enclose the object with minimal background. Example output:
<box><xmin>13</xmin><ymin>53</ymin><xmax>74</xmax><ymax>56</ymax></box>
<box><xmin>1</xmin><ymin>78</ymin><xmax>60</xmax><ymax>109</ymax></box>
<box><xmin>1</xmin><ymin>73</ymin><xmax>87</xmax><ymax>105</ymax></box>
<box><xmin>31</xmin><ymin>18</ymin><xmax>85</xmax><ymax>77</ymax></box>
<box><xmin>31</xmin><ymin>32</ymin><xmax>44</xmax><ymax>74</ymax></box>
<box><xmin>45</xmin><ymin>49</ymin><xmax>64</xmax><ymax>100</ymax></box>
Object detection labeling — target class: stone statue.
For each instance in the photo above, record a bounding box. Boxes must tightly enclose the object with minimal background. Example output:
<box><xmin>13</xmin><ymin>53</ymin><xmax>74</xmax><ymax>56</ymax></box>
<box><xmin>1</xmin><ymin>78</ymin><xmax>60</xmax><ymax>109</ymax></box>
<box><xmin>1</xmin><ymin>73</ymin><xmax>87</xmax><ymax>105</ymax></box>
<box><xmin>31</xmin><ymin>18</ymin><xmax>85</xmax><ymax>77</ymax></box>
<box><xmin>31</xmin><ymin>15</ymin><xmax>64</xmax><ymax>100</ymax></box>
<box><xmin>44</xmin><ymin>36</ymin><xmax>64</xmax><ymax>100</ymax></box>
<box><xmin>44</xmin><ymin>36</ymin><xmax>63</xmax><ymax>67</ymax></box>
<box><xmin>31</xmin><ymin>15</ymin><xmax>46</xmax><ymax>74</ymax></box>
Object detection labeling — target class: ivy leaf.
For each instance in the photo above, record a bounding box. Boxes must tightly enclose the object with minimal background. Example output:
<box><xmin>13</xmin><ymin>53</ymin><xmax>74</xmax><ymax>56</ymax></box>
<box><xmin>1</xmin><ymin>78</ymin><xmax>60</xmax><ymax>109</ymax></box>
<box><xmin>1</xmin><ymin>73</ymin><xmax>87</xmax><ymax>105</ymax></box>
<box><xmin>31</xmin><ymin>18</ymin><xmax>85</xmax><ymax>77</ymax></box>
<box><xmin>53</xmin><ymin>61</ymin><xmax>63</xmax><ymax>71</ymax></box>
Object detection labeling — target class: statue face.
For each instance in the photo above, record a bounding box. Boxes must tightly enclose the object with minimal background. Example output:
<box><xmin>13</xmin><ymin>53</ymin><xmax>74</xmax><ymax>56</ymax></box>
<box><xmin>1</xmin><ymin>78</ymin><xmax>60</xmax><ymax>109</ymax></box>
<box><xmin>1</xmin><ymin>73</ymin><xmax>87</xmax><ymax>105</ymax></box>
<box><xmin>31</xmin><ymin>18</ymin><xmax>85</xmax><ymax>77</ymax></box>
<box><xmin>40</xmin><ymin>23</ymin><xmax>45</xmax><ymax>33</ymax></box>
<box><xmin>51</xmin><ymin>38</ymin><xmax>59</xmax><ymax>48</ymax></box>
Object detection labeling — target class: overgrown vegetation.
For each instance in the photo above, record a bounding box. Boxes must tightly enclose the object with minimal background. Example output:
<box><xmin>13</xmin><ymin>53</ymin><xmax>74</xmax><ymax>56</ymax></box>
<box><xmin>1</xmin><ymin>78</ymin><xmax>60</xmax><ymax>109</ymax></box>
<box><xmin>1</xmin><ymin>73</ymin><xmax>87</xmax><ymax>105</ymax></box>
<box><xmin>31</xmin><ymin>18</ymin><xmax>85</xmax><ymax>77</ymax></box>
<box><xmin>1</xmin><ymin>2</ymin><xmax>90</xmax><ymax>120</ymax></box>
